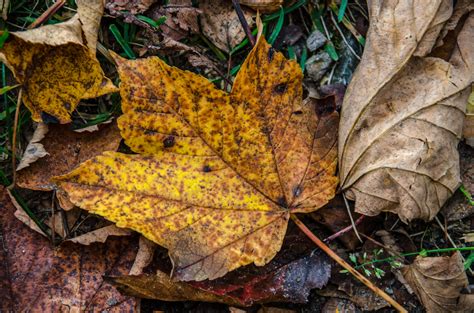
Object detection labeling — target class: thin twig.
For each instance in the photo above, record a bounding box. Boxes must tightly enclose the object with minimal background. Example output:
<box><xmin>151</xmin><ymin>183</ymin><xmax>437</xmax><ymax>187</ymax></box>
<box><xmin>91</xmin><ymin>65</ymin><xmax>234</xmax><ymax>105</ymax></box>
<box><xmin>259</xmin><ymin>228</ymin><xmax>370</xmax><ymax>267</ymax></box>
<box><xmin>27</xmin><ymin>0</ymin><xmax>66</xmax><ymax>29</ymax></box>
<box><xmin>291</xmin><ymin>214</ymin><xmax>408</xmax><ymax>313</ymax></box>
<box><xmin>232</xmin><ymin>0</ymin><xmax>255</xmax><ymax>47</ymax></box>
<box><xmin>435</xmin><ymin>216</ymin><xmax>473</xmax><ymax>275</ymax></box>
<box><xmin>343</xmin><ymin>193</ymin><xmax>362</xmax><ymax>243</ymax></box>
<box><xmin>330</xmin><ymin>11</ymin><xmax>361</xmax><ymax>60</ymax></box>
<box><xmin>10</xmin><ymin>89</ymin><xmax>22</xmax><ymax>187</ymax></box>
<box><xmin>324</xmin><ymin>215</ymin><xmax>365</xmax><ymax>242</ymax></box>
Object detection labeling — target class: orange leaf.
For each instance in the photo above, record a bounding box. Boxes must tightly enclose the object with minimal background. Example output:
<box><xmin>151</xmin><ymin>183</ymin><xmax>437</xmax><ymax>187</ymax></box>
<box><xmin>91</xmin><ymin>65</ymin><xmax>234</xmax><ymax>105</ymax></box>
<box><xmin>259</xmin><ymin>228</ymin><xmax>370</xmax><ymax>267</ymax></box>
<box><xmin>54</xmin><ymin>37</ymin><xmax>339</xmax><ymax>281</ymax></box>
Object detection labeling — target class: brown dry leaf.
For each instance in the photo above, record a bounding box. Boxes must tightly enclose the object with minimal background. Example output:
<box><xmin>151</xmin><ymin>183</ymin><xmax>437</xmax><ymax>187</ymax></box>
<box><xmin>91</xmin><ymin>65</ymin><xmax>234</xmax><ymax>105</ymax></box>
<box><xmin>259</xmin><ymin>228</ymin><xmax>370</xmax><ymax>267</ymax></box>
<box><xmin>69</xmin><ymin>224</ymin><xmax>132</xmax><ymax>245</ymax></box>
<box><xmin>151</xmin><ymin>0</ymin><xmax>201</xmax><ymax>41</ymax></box>
<box><xmin>200</xmin><ymin>0</ymin><xmax>254</xmax><ymax>53</ymax></box>
<box><xmin>402</xmin><ymin>252</ymin><xmax>471</xmax><ymax>312</ymax></box>
<box><xmin>16</xmin><ymin>123</ymin><xmax>49</xmax><ymax>171</ymax></box>
<box><xmin>16</xmin><ymin>122</ymin><xmax>121</xmax><ymax>191</ymax></box>
<box><xmin>338</xmin><ymin>1</ymin><xmax>474</xmax><ymax>222</ymax></box>
<box><xmin>0</xmin><ymin>188</ymin><xmax>139</xmax><ymax>312</ymax></box>
<box><xmin>106</xmin><ymin>0</ymin><xmax>158</xmax><ymax>14</ymax></box>
<box><xmin>0</xmin><ymin>1</ymin><xmax>117</xmax><ymax>123</ymax></box>
<box><xmin>54</xmin><ymin>36</ymin><xmax>339</xmax><ymax>281</ymax></box>
<box><xmin>112</xmin><ymin>270</ymin><xmax>239</xmax><ymax>305</ymax></box>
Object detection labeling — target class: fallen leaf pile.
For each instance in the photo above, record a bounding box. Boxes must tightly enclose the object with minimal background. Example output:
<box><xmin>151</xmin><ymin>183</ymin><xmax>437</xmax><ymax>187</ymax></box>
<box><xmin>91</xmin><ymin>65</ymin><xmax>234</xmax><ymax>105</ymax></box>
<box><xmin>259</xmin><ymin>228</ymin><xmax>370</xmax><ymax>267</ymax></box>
<box><xmin>55</xmin><ymin>35</ymin><xmax>339</xmax><ymax>281</ymax></box>
<box><xmin>2</xmin><ymin>0</ymin><xmax>474</xmax><ymax>311</ymax></box>
<box><xmin>339</xmin><ymin>1</ymin><xmax>474</xmax><ymax>222</ymax></box>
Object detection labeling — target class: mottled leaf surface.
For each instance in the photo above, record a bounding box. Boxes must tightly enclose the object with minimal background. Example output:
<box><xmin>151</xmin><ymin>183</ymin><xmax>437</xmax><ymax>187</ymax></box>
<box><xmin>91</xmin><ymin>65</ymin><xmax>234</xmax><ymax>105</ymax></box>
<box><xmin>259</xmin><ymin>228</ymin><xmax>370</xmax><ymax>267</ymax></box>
<box><xmin>0</xmin><ymin>0</ymin><xmax>116</xmax><ymax>123</ymax></box>
<box><xmin>55</xmin><ymin>37</ymin><xmax>338</xmax><ymax>281</ymax></box>
<box><xmin>338</xmin><ymin>1</ymin><xmax>474</xmax><ymax>221</ymax></box>
<box><xmin>0</xmin><ymin>189</ymin><xmax>138</xmax><ymax>312</ymax></box>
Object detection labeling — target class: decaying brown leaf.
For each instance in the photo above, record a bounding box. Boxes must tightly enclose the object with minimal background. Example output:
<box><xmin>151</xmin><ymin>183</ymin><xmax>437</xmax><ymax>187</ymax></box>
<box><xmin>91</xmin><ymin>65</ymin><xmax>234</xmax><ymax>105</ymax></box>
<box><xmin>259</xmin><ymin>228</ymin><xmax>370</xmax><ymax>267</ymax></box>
<box><xmin>0</xmin><ymin>0</ymin><xmax>117</xmax><ymax>123</ymax></box>
<box><xmin>402</xmin><ymin>252</ymin><xmax>473</xmax><ymax>312</ymax></box>
<box><xmin>55</xmin><ymin>36</ymin><xmax>339</xmax><ymax>281</ymax></box>
<box><xmin>16</xmin><ymin>122</ymin><xmax>121</xmax><ymax>191</ymax></box>
<box><xmin>106</xmin><ymin>0</ymin><xmax>158</xmax><ymax>14</ymax></box>
<box><xmin>200</xmin><ymin>0</ymin><xmax>254</xmax><ymax>53</ymax></box>
<box><xmin>0</xmin><ymin>188</ymin><xmax>139</xmax><ymax>312</ymax></box>
<box><xmin>151</xmin><ymin>0</ymin><xmax>201</xmax><ymax>41</ymax></box>
<box><xmin>339</xmin><ymin>1</ymin><xmax>474</xmax><ymax>221</ymax></box>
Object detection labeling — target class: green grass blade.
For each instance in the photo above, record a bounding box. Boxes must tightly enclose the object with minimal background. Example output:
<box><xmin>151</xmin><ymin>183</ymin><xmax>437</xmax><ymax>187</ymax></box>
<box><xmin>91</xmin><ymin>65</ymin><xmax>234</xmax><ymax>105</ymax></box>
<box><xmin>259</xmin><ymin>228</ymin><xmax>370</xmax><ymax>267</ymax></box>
<box><xmin>337</xmin><ymin>0</ymin><xmax>348</xmax><ymax>22</ymax></box>
<box><xmin>0</xmin><ymin>29</ymin><xmax>9</xmax><ymax>48</ymax></box>
<box><xmin>268</xmin><ymin>6</ymin><xmax>285</xmax><ymax>45</ymax></box>
<box><xmin>109</xmin><ymin>24</ymin><xmax>136</xmax><ymax>59</ymax></box>
<box><xmin>299</xmin><ymin>46</ymin><xmax>308</xmax><ymax>71</ymax></box>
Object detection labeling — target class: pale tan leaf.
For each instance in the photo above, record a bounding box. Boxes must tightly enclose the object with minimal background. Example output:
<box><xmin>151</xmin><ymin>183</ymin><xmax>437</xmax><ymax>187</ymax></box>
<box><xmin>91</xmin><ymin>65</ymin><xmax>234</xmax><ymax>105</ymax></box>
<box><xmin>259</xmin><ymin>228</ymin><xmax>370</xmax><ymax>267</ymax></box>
<box><xmin>68</xmin><ymin>225</ymin><xmax>131</xmax><ymax>245</ymax></box>
<box><xmin>200</xmin><ymin>0</ymin><xmax>254</xmax><ymax>53</ymax></box>
<box><xmin>339</xmin><ymin>1</ymin><xmax>474</xmax><ymax>221</ymax></box>
<box><xmin>16</xmin><ymin>123</ymin><xmax>49</xmax><ymax>171</ymax></box>
<box><xmin>77</xmin><ymin>0</ymin><xmax>105</xmax><ymax>52</ymax></box>
<box><xmin>7</xmin><ymin>189</ymin><xmax>47</xmax><ymax>237</ymax></box>
<box><xmin>402</xmin><ymin>252</ymin><xmax>470</xmax><ymax>313</ymax></box>
<box><xmin>129</xmin><ymin>236</ymin><xmax>156</xmax><ymax>275</ymax></box>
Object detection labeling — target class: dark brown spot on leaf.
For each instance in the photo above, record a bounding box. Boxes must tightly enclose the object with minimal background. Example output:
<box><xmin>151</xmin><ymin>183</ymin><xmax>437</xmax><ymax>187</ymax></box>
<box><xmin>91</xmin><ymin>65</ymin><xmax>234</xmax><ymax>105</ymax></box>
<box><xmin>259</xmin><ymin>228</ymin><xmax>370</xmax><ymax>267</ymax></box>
<box><xmin>268</xmin><ymin>47</ymin><xmax>275</xmax><ymax>62</ymax></box>
<box><xmin>163</xmin><ymin>136</ymin><xmax>175</xmax><ymax>148</ymax></box>
<box><xmin>273</xmin><ymin>83</ymin><xmax>288</xmax><ymax>94</ymax></box>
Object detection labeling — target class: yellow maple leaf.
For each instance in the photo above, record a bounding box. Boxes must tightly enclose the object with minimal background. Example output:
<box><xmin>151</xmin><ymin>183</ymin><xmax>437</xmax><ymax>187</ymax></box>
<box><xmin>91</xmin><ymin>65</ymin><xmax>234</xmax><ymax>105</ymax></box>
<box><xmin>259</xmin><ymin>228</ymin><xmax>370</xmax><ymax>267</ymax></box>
<box><xmin>0</xmin><ymin>1</ymin><xmax>116</xmax><ymax>124</ymax></box>
<box><xmin>54</xmin><ymin>37</ymin><xmax>339</xmax><ymax>281</ymax></box>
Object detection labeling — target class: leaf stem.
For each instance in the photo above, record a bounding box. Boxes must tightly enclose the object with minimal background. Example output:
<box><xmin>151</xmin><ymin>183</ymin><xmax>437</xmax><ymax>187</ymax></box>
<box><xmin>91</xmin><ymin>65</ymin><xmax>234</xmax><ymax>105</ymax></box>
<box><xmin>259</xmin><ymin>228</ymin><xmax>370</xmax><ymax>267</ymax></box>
<box><xmin>290</xmin><ymin>213</ymin><xmax>407</xmax><ymax>313</ymax></box>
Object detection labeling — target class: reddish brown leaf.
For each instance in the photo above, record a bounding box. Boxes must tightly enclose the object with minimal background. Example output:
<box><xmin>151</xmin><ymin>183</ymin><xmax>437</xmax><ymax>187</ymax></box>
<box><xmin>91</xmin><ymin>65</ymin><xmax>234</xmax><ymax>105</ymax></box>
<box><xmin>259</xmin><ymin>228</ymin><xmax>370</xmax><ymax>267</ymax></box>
<box><xmin>0</xmin><ymin>188</ymin><xmax>139</xmax><ymax>312</ymax></box>
<box><xmin>16</xmin><ymin>122</ymin><xmax>121</xmax><ymax>192</ymax></box>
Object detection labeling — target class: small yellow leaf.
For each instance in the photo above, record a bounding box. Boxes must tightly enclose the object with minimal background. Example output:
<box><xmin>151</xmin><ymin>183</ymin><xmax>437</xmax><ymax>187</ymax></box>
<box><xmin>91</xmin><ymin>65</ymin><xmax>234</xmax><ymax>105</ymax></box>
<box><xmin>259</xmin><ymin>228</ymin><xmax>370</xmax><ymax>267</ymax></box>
<box><xmin>0</xmin><ymin>5</ymin><xmax>116</xmax><ymax>123</ymax></box>
<box><xmin>55</xmin><ymin>37</ymin><xmax>339</xmax><ymax>281</ymax></box>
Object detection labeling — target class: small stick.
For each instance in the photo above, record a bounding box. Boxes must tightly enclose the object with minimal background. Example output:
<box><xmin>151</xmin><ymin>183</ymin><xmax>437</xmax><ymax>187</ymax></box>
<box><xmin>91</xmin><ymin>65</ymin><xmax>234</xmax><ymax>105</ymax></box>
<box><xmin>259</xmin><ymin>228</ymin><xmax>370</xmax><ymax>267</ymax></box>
<box><xmin>10</xmin><ymin>89</ymin><xmax>22</xmax><ymax>187</ymax></box>
<box><xmin>343</xmin><ymin>193</ymin><xmax>362</xmax><ymax>242</ymax></box>
<box><xmin>291</xmin><ymin>214</ymin><xmax>408</xmax><ymax>313</ymax></box>
<box><xmin>27</xmin><ymin>0</ymin><xmax>66</xmax><ymax>29</ymax></box>
<box><xmin>232</xmin><ymin>0</ymin><xmax>255</xmax><ymax>46</ymax></box>
<box><xmin>324</xmin><ymin>214</ymin><xmax>365</xmax><ymax>242</ymax></box>
<box><xmin>435</xmin><ymin>216</ymin><xmax>473</xmax><ymax>276</ymax></box>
